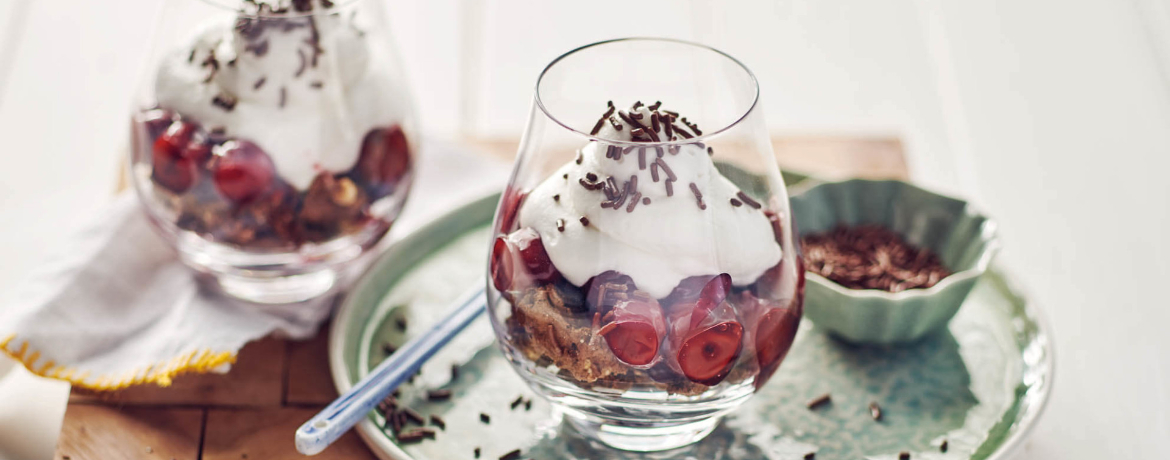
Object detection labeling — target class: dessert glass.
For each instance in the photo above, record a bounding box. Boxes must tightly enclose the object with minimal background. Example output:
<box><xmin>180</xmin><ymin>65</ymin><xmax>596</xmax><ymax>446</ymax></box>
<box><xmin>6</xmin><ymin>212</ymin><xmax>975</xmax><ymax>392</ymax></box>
<box><xmin>486</xmin><ymin>38</ymin><xmax>805</xmax><ymax>451</ymax></box>
<box><xmin>129</xmin><ymin>0</ymin><xmax>417</xmax><ymax>303</ymax></box>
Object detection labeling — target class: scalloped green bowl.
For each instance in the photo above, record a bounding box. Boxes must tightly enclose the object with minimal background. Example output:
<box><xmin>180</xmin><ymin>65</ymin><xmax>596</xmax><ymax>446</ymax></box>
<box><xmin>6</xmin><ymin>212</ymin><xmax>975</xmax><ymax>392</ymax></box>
<box><xmin>789</xmin><ymin>179</ymin><xmax>1000</xmax><ymax>344</ymax></box>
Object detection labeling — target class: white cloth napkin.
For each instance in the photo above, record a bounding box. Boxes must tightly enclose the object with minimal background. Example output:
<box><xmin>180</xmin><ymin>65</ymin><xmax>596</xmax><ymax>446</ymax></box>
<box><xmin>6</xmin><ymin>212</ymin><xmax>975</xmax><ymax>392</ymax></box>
<box><xmin>0</xmin><ymin>141</ymin><xmax>510</xmax><ymax>391</ymax></box>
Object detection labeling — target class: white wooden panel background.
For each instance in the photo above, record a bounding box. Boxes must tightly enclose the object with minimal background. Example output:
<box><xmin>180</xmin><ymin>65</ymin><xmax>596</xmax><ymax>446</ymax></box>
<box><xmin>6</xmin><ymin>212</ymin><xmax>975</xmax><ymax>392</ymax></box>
<box><xmin>0</xmin><ymin>0</ymin><xmax>1168</xmax><ymax>458</ymax></box>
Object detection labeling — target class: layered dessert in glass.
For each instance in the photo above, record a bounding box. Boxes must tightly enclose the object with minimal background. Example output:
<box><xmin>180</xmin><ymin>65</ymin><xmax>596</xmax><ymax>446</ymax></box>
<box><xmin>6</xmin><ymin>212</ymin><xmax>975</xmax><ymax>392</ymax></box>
<box><xmin>488</xmin><ymin>38</ymin><xmax>804</xmax><ymax>451</ymax></box>
<box><xmin>130</xmin><ymin>0</ymin><xmax>415</xmax><ymax>302</ymax></box>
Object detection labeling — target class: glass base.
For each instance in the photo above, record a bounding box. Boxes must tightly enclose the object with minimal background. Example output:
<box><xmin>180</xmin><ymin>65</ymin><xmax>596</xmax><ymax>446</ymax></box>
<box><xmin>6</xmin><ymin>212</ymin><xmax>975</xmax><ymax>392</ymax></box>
<box><xmin>215</xmin><ymin>269</ymin><xmax>337</xmax><ymax>304</ymax></box>
<box><xmin>560</xmin><ymin>406</ymin><xmax>722</xmax><ymax>452</ymax></box>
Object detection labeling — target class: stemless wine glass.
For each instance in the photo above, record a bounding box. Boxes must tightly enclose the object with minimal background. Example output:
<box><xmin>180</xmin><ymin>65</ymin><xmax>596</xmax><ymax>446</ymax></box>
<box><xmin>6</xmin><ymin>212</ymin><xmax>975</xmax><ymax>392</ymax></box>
<box><xmin>129</xmin><ymin>0</ymin><xmax>417</xmax><ymax>303</ymax></box>
<box><xmin>486</xmin><ymin>38</ymin><xmax>805</xmax><ymax>451</ymax></box>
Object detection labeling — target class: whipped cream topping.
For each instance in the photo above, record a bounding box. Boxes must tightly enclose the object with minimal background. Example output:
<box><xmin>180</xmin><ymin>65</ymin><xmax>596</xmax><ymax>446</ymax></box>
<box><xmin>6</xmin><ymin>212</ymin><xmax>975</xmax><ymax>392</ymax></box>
<box><xmin>154</xmin><ymin>7</ymin><xmax>408</xmax><ymax>190</ymax></box>
<box><xmin>519</xmin><ymin>104</ymin><xmax>782</xmax><ymax>298</ymax></box>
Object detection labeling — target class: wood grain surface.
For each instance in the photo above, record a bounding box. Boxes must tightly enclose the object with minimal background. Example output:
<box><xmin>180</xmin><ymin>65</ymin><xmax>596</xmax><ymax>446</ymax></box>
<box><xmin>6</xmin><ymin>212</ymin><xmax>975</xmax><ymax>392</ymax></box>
<box><xmin>57</xmin><ymin>137</ymin><xmax>905</xmax><ymax>459</ymax></box>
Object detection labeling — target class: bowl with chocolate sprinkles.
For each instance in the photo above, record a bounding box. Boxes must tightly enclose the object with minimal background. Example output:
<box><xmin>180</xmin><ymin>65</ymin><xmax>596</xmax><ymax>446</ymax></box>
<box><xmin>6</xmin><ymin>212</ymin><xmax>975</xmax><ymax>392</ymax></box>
<box><xmin>789</xmin><ymin>179</ymin><xmax>1000</xmax><ymax>344</ymax></box>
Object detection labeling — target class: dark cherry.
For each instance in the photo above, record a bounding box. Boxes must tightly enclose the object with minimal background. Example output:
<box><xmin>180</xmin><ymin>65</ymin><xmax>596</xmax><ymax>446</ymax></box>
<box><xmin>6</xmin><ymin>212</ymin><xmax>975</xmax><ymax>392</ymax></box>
<box><xmin>601</xmin><ymin>321</ymin><xmax>658</xmax><ymax>366</ymax></box>
<box><xmin>584</xmin><ymin>271</ymin><xmax>636</xmax><ymax>313</ymax></box>
<box><xmin>151</xmin><ymin>121</ymin><xmax>198</xmax><ymax>193</ymax></box>
<box><xmin>509</xmin><ymin>228</ymin><xmax>557</xmax><ymax>283</ymax></box>
<box><xmin>495</xmin><ymin>187</ymin><xmax>527</xmax><ymax>233</ymax></box>
<box><xmin>692</xmin><ymin>273</ymin><xmax>732</xmax><ymax>329</ymax></box>
<box><xmin>676</xmin><ymin>321</ymin><xmax>744</xmax><ymax>386</ymax></box>
<box><xmin>752</xmin><ymin>306</ymin><xmax>799</xmax><ymax>388</ymax></box>
<box><xmin>356</xmin><ymin>126</ymin><xmax>411</xmax><ymax>192</ymax></box>
<box><xmin>141</xmin><ymin>109</ymin><xmax>176</xmax><ymax>141</ymax></box>
<box><xmin>598</xmin><ymin>296</ymin><xmax>666</xmax><ymax>366</ymax></box>
<box><xmin>490</xmin><ymin>236</ymin><xmax>516</xmax><ymax>293</ymax></box>
<box><xmin>212</xmin><ymin>141</ymin><xmax>275</xmax><ymax>203</ymax></box>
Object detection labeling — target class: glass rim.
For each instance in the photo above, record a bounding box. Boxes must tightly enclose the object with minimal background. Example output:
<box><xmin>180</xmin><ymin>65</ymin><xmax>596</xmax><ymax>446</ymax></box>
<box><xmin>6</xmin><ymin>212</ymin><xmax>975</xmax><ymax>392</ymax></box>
<box><xmin>534</xmin><ymin>37</ymin><xmax>761</xmax><ymax>147</ymax></box>
<box><xmin>198</xmin><ymin>0</ymin><xmax>362</xmax><ymax>19</ymax></box>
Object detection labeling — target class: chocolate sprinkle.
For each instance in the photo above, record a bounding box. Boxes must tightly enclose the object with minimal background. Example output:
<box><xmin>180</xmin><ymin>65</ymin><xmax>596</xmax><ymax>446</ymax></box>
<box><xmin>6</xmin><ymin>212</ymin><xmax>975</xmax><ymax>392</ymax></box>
<box><xmin>736</xmin><ymin>191</ymin><xmax>762</xmax><ymax>209</ymax></box>
<box><xmin>279</xmin><ymin>87</ymin><xmax>287</xmax><ymax>108</ymax></box>
<box><xmin>475</xmin><ymin>447</ymin><xmax>481</xmax><ymax>458</ymax></box>
<box><xmin>663</xmin><ymin>118</ymin><xmax>674</xmax><ymax>138</ymax></box>
<box><xmin>807</xmin><ymin>393</ymin><xmax>832</xmax><ymax>410</ymax></box>
<box><xmin>253</xmin><ymin>77</ymin><xmax>267</xmax><ymax>90</ymax></box>
<box><xmin>427</xmin><ymin>389</ymin><xmax>452</xmax><ymax>401</ymax></box>
<box><xmin>451</xmin><ymin>364</ymin><xmax>459</xmax><ymax>380</ymax></box>
<box><xmin>244</xmin><ymin>39</ymin><xmax>269</xmax><ymax>57</ymax></box>
<box><xmin>672</xmin><ymin>123</ymin><xmax>693</xmax><ymax>139</ymax></box>
<box><xmin>638</xmin><ymin>147</ymin><xmax>647</xmax><ymax>170</ymax></box>
<box><xmin>665</xmin><ymin>179</ymin><xmax>674</xmax><ymax>197</ymax></box>
<box><xmin>563</xmin><ymin>173</ymin><xmax>569</xmax><ymax>179</ymax></box>
<box><xmin>553</xmin><ymin>194</ymin><xmax>560</xmax><ymax>202</ymax></box>
<box><xmin>899</xmin><ymin>452</ymin><xmax>910</xmax><ymax>460</ymax></box>
<box><xmin>804</xmin><ymin>454</ymin><xmax>815</xmax><ymax>460</ymax></box>
<box><xmin>556</xmin><ymin>219</ymin><xmax>565</xmax><ymax>232</ymax></box>
<box><xmin>309</xmin><ymin>80</ymin><xmax>323</xmax><ymax>89</ymax></box>
<box><xmin>395</xmin><ymin>317</ymin><xmax>407</xmax><ymax>331</ymax></box>
<box><xmin>869</xmin><ymin>401</ymin><xmax>883</xmax><ymax>421</ymax></box>
<box><xmin>590</xmin><ymin>117</ymin><xmax>606</xmax><ymax>135</ymax></box>
<box><xmin>212</xmin><ymin>93</ymin><xmax>238</xmax><ymax>111</ymax></box>
<box><xmin>656</xmin><ymin>146</ymin><xmax>666</xmax><ymax>158</ymax></box>
<box><xmin>654</xmin><ymin>158</ymin><xmax>676</xmax><ymax>181</ymax></box>
<box><xmin>295</xmin><ymin>48</ymin><xmax>307</xmax><ymax>77</ymax></box>
<box><xmin>626</xmin><ymin>192</ymin><xmax>641</xmax><ymax>212</ymax></box>
<box><xmin>648</xmin><ymin>101</ymin><xmax>661</xmax><ymax>110</ymax></box>
<box><xmin>707</xmin><ymin>146</ymin><xmax>714</xmax><ymax>156</ymax></box>
<box><xmin>689</xmin><ymin>183</ymin><xmax>706</xmax><ymax>210</ymax></box>
<box><xmin>575</xmin><ymin>151</ymin><xmax>583</xmax><ymax>165</ymax></box>
<box><xmin>429</xmin><ymin>414</ymin><xmax>446</xmax><ymax>430</ymax></box>
<box><xmin>402</xmin><ymin>407</ymin><xmax>425</xmax><ymax>425</ymax></box>
<box><xmin>642</xmin><ymin>197</ymin><xmax>651</xmax><ymax>205</ymax></box>
<box><xmin>188</xmin><ymin>48</ymin><xmax>197</xmax><ymax>63</ymax></box>
<box><xmin>524</xmin><ymin>399</ymin><xmax>532</xmax><ymax>410</ymax></box>
<box><xmin>650</xmin><ymin>161</ymin><xmax>660</xmax><ymax>182</ymax></box>
<box><xmin>608</xmin><ymin>116</ymin><xmax>622</xmax><ymax>131</ymax></box>
<box><xmin>397</xmin><ymin>428</ymin><xmax>435</xmax><ymax>443</ymax></box>
<box><xmin>802</xmin><ymin>225</ymin><xmax>951</xmax><ymax>292</ymax></box>
<box><xmin>511</xmin><ymin>395</ymin><xmax>524</xmax><ymax>409</ymax></box>
<box><xmin>381</xmin><ymin>343</ymin><xmax>396</xmax><ymax>355</ymax></box>
<box><xmin>730</xmin><ymin>198</ymin><xmax>743</xmax><ymax>207</ymax></box>
<box><xmin>585</xmin><ymin>173</ymin><xmax>597</xmax><ymax>182</ymax></box>
<box><xmin>479</xmin><ymin>413</ymin><xmax>491</xmax><ymax>424</ymax></box>
<box><xmin>499</xmin><ymin>450</ymin><xmax>522</xmax><ymax>460</ymax></box>
<box><xmin>579</xmin><ymin>216</ymin><xmax>590</xmax><ymax>227</ymax></box>
<box><xmin>651</xmin><ymin>112</ymin><xmax>661</xmax><ymax>132</ymax></box>
<box><xmin>941</xmin><ymin>440</ymin><xmax>949</xmax><ymax>452</ymax></box>
<box><xmin>579</xmin><ymin>178</ymin><xmax>603</xmax><ymax>191</ymax></box>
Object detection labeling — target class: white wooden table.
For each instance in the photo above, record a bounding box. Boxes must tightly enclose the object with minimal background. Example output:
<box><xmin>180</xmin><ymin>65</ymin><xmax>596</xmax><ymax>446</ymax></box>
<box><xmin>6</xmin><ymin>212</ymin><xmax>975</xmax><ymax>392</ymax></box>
<box><xmin>1</xmin><ymin>1</ymin><xmax>1168</xmax><ymax>459</ymax></box>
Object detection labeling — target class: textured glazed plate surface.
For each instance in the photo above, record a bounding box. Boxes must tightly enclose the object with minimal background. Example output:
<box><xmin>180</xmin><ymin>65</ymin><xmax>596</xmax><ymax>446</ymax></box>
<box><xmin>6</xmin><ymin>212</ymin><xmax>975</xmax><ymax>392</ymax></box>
<box><xmin>330</xmin><ymin>190</ymin><xmax>1053</xmax><ymax>460</ymax></box>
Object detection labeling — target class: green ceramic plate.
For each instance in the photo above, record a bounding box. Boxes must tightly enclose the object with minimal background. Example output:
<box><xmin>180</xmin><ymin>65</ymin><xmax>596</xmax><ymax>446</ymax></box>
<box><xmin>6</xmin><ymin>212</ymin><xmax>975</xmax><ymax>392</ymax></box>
<box><xmin>330</xmin><ymin>187</ymin><xmax>1053</xmax><ymax>460</ymax></box>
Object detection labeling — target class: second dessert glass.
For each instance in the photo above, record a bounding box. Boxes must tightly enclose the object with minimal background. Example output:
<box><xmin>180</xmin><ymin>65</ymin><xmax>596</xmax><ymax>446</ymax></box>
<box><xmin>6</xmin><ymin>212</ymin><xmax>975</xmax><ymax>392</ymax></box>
<box><xmin>129</xmin><ymin>0</ymin><xmax>417</xmax><ymax>303</ymax></box>
<box><xmin>487</xmin><ymin>38</ymin><xmax>804</xmax><ymax>451</ymax></box>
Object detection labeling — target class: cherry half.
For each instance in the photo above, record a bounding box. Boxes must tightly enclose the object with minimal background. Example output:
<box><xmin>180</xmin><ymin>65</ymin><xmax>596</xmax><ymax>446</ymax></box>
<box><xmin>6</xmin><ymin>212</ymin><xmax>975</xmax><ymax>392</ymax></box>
<box><xmin>598</xmin><ymin>294</ymin><xmax>666</xmax><ymax>367</ymax></box>
<box><xmin>676</xmin><ymin>321</ymin><xmax>744</xmax><ymax>386</ymax></box>
<box><xmin>213</xmin><ymin>140</ymin><xmax>275</xmax><ymax>204</ymax></box>
<box><xmin>739</xmin><ymin>291</ymin><xmax>801</xmax><ymax>389</ymax></box>
<box><xmin>508</xmin><ymin>227</ymin><xmax>557</xmax><ymax>284</ymax></box>
<box><xmin>151</xmin><ymin>121</ymin><xmax>198</xmax><ymax>193</ymax></box>
<box><xmin>490</xmin><ymin>236</ymin><xmax>516</xmax><ymax>294</ymax></box>
<box><xmin>356</xmin><ymin>126</ymin><xmax>411</xmax><ymax>195</ymax></box>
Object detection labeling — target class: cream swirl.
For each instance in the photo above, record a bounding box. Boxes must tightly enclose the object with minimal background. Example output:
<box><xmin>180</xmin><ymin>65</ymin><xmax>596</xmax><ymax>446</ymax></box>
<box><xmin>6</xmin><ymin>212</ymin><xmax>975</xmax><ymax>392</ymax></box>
<box><xmin>154</xmin><ymin>8</ymin><xmax>408</xmax><ymax>190</ymax></box>
<box><xmin>518</xmin><ymin>104</ymin><xmax>782</xmax><ymax>298</ymax></box>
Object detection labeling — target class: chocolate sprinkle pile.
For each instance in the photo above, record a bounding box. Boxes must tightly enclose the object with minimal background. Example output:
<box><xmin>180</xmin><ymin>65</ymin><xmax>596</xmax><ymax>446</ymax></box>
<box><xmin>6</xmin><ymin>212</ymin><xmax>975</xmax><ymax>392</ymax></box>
<box><xmin>801</xmin><ymin>225</ymin><xmax>952</xmax><ymax>292</ymax></box>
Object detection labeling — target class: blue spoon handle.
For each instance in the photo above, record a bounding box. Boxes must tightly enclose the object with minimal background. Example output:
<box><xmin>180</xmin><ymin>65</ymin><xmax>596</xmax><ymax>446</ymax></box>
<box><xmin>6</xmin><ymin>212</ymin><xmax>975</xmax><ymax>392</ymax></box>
<box><xmin>295</xmin><ymin>283</ymin><xmax>487</xmax><ymax>456</ymax></box>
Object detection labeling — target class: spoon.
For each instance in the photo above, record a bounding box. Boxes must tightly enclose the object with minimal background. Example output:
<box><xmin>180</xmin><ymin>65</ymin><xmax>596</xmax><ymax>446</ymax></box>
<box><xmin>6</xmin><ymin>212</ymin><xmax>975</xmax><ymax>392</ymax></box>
<box><xmin>295</xmin><ymin>283</ymin><xmax>486</xmax><ymax>455</ymax></box>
